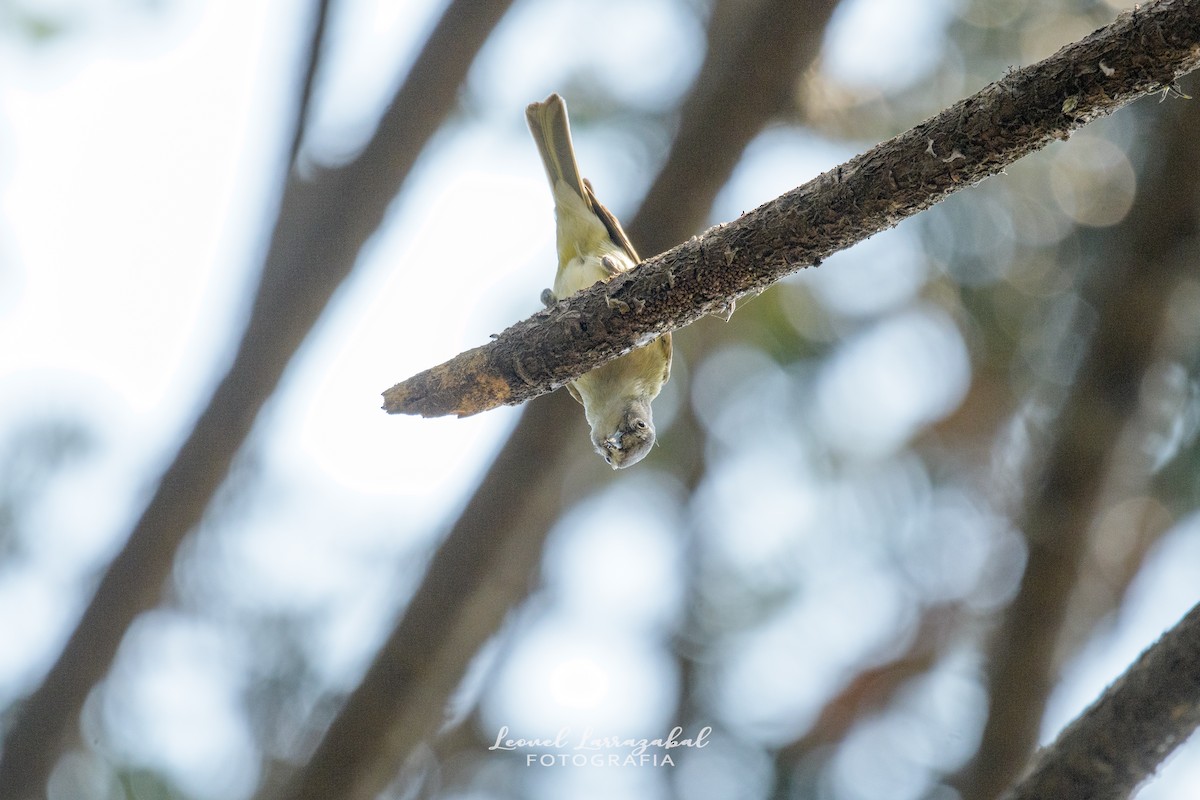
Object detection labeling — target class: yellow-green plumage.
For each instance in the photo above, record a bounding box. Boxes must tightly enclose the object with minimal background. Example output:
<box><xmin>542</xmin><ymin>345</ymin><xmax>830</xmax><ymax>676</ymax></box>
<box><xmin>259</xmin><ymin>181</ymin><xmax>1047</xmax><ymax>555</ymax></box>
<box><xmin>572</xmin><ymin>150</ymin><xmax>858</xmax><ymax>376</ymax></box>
<box><xmin>526</xmin><ymin>93</ymin><xmax>672</xmax><ymax>469</ymax></box>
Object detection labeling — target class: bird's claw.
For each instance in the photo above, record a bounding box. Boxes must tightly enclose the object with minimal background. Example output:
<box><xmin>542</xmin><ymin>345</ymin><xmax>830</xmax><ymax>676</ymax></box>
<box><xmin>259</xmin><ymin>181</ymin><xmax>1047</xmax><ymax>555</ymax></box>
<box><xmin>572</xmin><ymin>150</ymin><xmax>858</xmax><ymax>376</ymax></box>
<box><xmin>605</xmin><ymin>293</ymin><xmax>631</xmax><ymax>314</ymax></box>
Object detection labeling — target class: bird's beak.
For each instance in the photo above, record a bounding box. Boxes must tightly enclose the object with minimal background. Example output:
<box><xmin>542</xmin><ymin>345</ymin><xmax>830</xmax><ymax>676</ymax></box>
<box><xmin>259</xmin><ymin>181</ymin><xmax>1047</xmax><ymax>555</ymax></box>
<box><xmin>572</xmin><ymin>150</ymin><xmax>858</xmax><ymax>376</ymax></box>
<box><xmin>604</xmin><ymin>438</ymin><xmax>621</xmax><ymax>469</ymax></box>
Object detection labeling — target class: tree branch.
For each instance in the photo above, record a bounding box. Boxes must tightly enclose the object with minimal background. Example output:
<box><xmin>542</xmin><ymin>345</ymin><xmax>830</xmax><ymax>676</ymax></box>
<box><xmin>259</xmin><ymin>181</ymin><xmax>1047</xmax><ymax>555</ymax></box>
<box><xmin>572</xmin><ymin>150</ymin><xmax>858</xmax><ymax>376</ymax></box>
<box><xmin>1001</xmin><ymin>601</ymin><xmax>1200</xmax><ymax>800</ymax></box>
<box><xmin>288</xmin><ymin>0</ymin><xmax>332</xmax><ymax>166</ymax></box>
<box><xmin>383</xmin><ymin>0</ymin><xmax>1200</xmax><ymax>418</ymax></box>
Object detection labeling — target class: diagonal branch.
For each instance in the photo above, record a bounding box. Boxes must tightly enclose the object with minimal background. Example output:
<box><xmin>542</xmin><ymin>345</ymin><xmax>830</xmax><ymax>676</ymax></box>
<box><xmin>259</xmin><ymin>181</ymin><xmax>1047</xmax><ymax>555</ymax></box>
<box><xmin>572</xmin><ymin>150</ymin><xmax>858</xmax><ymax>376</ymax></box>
<box><xmin>1002</xmin><ymin>600</ymin><xmax>1200</xmax><ymax>800</ymax></box>
<box><xmin>383</xmin><ymin>0</ymin><xmax>1200</xmax><ymax>419</ymax></box>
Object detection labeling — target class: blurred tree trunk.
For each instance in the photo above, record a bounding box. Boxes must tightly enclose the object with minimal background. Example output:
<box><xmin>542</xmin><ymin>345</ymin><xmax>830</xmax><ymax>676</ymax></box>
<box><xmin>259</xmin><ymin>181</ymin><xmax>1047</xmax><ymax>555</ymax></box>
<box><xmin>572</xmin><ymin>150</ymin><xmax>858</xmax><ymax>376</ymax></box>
<box><xmin>0</xmin><ymin>1</ymin><xmax>514</xmax><ymax>797</ymax></box>
<box><xmin>955</xmin><ymin>69</ymin><xmax>1200</xmax><ymax>800</ymax></box>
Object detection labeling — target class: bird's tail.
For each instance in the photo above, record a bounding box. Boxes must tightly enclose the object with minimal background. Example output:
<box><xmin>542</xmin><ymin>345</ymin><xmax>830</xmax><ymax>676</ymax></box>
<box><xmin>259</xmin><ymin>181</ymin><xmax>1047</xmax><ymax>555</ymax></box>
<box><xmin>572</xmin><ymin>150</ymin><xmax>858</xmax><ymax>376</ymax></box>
<box><xmin>526</xmin><ymin>93</ymin><xmax>589</xmax><ymax>207</ymax></box>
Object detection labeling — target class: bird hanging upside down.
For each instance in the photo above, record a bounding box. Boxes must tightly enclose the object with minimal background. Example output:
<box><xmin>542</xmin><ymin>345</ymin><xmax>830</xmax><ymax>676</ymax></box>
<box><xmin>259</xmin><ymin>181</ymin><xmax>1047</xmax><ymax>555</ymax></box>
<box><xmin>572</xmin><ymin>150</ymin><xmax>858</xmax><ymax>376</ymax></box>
<box><xmin>526</xmin><ymin>93</ymin><xmax>672</xmax><ymax>469</ymax></box>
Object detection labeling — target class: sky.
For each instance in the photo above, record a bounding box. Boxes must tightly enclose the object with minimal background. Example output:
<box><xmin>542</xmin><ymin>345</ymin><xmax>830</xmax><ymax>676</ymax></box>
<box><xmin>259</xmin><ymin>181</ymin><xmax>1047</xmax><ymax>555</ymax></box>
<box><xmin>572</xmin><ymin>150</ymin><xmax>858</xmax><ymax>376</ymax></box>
<box><xmin>1</xmin><ymin>1</ymin><xmax>1198</xmax><ymax>799</ymax></box>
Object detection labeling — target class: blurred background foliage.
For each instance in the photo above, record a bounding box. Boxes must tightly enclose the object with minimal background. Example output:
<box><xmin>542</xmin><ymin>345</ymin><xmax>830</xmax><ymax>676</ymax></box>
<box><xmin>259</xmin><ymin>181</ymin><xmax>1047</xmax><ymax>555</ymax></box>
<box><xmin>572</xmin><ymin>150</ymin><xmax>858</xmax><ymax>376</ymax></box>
<box><xmin>1</xmin><ymin>0</ymin><xmax>1199</xmax><ymax>798</ymax></box>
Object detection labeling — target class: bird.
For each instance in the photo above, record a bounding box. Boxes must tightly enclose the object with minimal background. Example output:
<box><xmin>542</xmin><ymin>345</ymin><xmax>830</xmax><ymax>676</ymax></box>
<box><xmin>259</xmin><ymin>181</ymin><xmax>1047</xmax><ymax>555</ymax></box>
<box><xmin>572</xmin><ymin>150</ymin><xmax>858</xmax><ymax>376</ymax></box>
<box><xmin>526</xmin><ymin>93</ymin><xmax>671</xmax><ymax>469</ymax></box>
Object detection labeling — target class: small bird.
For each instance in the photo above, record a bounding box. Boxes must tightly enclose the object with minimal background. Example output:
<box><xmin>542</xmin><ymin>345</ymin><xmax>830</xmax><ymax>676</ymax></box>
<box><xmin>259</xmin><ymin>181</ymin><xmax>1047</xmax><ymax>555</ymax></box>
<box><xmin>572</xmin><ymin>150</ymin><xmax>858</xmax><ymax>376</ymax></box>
<box><xmin>526</xmin><ymin>93</ymin><xmax>672</xmax><ymax>469</ymax></box>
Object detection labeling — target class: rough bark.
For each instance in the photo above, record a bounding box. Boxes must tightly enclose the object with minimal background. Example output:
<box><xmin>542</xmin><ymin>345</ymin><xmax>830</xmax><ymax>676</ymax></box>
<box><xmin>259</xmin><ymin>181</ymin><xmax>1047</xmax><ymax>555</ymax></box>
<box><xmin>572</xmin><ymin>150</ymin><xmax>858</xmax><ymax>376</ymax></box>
<box><xmin>383</xmin><ymin>0</ymin><xmax>1200</xmax><ymax>418</ymax></box>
